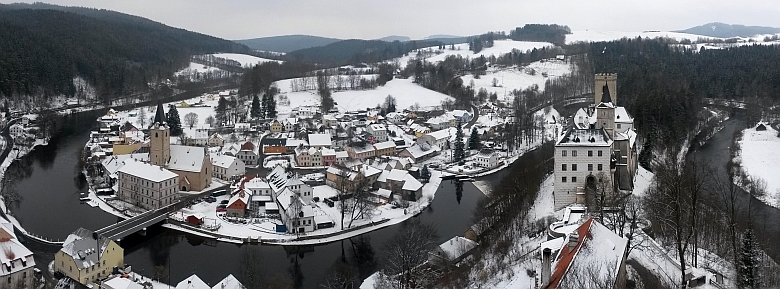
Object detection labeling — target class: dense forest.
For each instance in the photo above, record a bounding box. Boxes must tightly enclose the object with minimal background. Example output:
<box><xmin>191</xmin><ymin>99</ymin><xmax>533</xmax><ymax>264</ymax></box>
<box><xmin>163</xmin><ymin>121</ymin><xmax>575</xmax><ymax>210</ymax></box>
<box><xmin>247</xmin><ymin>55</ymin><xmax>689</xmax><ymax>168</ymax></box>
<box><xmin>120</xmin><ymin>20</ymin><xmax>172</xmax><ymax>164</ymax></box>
<box><xmin>0</xmin><ymin>4</ymin><xmax>249</xmax><ymax>104</ymax></box>
<box><xmin>508</xmin><ymin>24</ymin><xmax>571</xmax><ymax>45</ymax></box>
<box><xmin>285</xmin><ymin>39</ymin><xmax>445</xmax><ymax>66</ymax></box>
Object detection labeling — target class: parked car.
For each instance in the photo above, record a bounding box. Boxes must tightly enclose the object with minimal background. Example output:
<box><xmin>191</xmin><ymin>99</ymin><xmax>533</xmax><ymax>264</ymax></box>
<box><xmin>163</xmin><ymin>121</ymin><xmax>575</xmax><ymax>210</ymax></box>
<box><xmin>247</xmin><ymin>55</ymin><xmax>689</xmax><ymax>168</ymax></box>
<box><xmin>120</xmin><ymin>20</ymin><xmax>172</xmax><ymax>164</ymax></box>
<box><xmin>204</xmin><ymin>196</ymin><xmax>216</xmax><ymax>203</ymax></box>
<box><xmin>217</xmin><ymin>204</ymin><xmax>227</xmax><ymax>209</ymax></box>
<box><xmin>220</xmin><ymin>200</ymin><xmax>229</xmax><ymax>205</ymax></box>
<box><xmin>216</xmin><ymin>207</ymin><xmax>227</xmax><ymax>212</ymax></box>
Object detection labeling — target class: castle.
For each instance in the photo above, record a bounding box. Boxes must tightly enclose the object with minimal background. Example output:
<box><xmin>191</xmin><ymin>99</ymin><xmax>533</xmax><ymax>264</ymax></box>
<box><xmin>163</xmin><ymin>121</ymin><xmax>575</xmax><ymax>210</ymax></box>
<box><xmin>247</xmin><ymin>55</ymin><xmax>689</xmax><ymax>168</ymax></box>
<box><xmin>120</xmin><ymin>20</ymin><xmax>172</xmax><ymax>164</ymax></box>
<box><xmin>553</xmin><ymin>73</ymin><xmax>638</xmax><ymax>210</ymax></box>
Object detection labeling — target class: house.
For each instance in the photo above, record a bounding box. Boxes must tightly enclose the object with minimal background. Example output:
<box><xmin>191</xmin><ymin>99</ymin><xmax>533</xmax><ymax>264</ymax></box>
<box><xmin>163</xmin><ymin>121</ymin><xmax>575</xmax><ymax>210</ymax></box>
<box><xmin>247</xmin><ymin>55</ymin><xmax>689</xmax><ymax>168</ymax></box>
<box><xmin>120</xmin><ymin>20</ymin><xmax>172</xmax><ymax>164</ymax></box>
<box><xmin>398</xmin><ymin>143</ymin><xmax>440</xmax><ymax>163</ymax></box>
<box><xmin>540</xmin><ymin>218</ymin><xmax>627</xmax><ymax>289</ymax></box>
<box><xmin>321</xmin><ymin>148</ymin><xmax>336</xmax><ymax>166</ymax></box>
<box><xmin>474</xmin><ymin>149</ymin><xmax>500</xmax><ymax>168</ymax></box>
<box><xmin>335</xmin><ymin>151</ymin><xmax>349</xmax><ymax>162</ymax></box>
<box><xmin>295</xmin><ymin>146</ymin><xmax>312</xmax><ymax>167</ymax></box>
<box><xmin>450</xmin><ymin>110</ymin><xmax>472</xmax><ymax>123</ymax></box>
<box><xmin>326</xmin><ymin>165</ymin><xmax>367</xmax><ymax>193</ymax></box>
<box><xmin>226</xmin><ymin>190</ymin><xmax>250</xmax><ymax>218</ymax></box>
<box><xmin>210</xmin><ymin>155</ymin><xmax>245</xmax><ymax>181</ymax></box>
<box><xmin>270</xmin><ymin>120</ymin><xmax>283</xmax><ymax>133</ymax></box>
<box><xmin>418</xmin><ymin>129</ymin><xmax>451</xmax><ymax>149</ymax></box>
<box><xmin>310</xmin><ymin>147</ymin><xmax>323</xmax><ymax>167</ymax></box>
<box><xmin>213</xmin><ymin>274</ymin><xmax>245</xmax><ymax>289</ymax></box>
<box><xmin>55</xmin><ymin>228</ymin><xmax>124</xmax><ymax>286</ymax></box>
<box><xmin>322</xmin><ymin>114</ymin><xmax>339</xmax><ymax>127</ymax></box>
<box><xmin>373</xmin><ymin>140</ymin><xmax>396</xmax><ymax>157</ymax></box>
<box><xmin>101</xmin><ymin>276</ymin><xmax>146</xmax><ymax>289</ymax></box>
<box><xmin>149</xmin><ymin>105</ymin><xmax>213</xmax><ymax>192</ymax></box>
<box><xmin>425</xmin><ymin>116</ymin><xmax>451</xmax><ymax>131</ymax></box>
<box><xmin>284</xmin><ymin>138</ymin><xmax>306</xmax><ymax>154</ymax></box>
<box><xmin>367</xmin><ymin>124</ymin><xmax>388</xmax><ymax>142</ymax></box>
<box><xmin>283</xmin><ymin>118</ymin><xmax>298</xmax><ymax>132</ymax></box>
<box><xmin>9</xmin><ymin>124</ymin><xmax>24</xmax><ymax>135</ymax></box>
<box><xmin>756</xmin><ymin>122</ymin><xmax>767</xmax><ymax>131</ymax></box>
<box><xmin>0</xmin><ymin>217</ymin><xmax>35</xmax><ymax>289</ymax></box>
<box><xmin>276</xmin><ymin>188</ymin><xmax>315</xmax><ymax>233</ymax></box>
<box><xmin>413</xmin><ymin>125</ymin><xmax>431</xmax><ymax>137</ymax></box>
<box><xmin>308</xmin><ymin>133</ymin><xmax>333</xmax><ymax>149</ymax></box>
<box><xmin>428</xmin><ymin>236</ymin><xmax>479</xmax><ymax>265</ymax></box>
<box><xmin>385</xmin><ymin>112</ymin><xmax>405</xmax><ymax>124</ymax></box>
<box><xmin>236</xmin><ymin>141</ymin><xmax>260</xmax><ymax>166</ymax></box>
<box><xmin>554</xmin><ymin>128</ymin><xmax>613</xmax><ymax>210</ymax></box>
<box><xmin>234</xmin><ymin>122</ymin><xmax>251</xmax><ymax>133</ymax></box>
<box><xmin>176</xmin><ymin>275</ymin><xmax>210</xmax><ymax>289</ymax></box>
<box><xmin>117</xmin><ymin>159</ymin><xmax>179</xmax><ymax>210</ymax></box>
<box><xmin>376</xmin><ymin>169</ymin><xmax>423</xmax><ymax>201</ymax></box>
<box><xmin>294</xmin><ymin>106</ymin><xmax>318</xmax><ymax>118</ymax></box>
<box><xmin>347</xmin><ymin>143</ymin><xmax>376</xmax><ymax>160</ymax></box>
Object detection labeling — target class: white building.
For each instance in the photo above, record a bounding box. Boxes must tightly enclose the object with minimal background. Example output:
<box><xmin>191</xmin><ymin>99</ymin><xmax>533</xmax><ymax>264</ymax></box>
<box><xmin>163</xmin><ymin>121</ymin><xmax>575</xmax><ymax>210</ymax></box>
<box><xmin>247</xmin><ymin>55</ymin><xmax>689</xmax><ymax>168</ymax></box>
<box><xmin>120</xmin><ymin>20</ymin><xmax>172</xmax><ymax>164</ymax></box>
<box><xmin>0</xmin><ymin>217</ymin><xmax>34</xmax><ymax>289</ymax></box>
<box><xmin>474</xmin><ymin>149</ymin><xmax>500</xmax><ymax>168</ymax></box>
<box><xmin>367</xmin><ymin>123</ymin><xmax>388</xmax><ymax>142</ymax></box>
<box><xmin>308</xmin><ymin>133</ymin><xmax>332</xmax><ymax>149</ymax></box>
<box><xmin>117</xmin><ymin>159</ymin><xmax>179</xmax><ymax>210</ymax></box>
<box><xmin>235</xmin><ymin>141</ymin><xmax>260</xmax><ymax>166</ymax></box>
<box><xmin>417</xmin><ymin>129</ymin><xmax>451</xmax><ymax>149</ymax></box>
<box><xmin>554</xmin><ymin>128</ymin><xmax>613</xmax><ymax>211</ymax></box>
<box><xmin>210</xmin><ymin>154</ymin><xmax>245</xmax><ymax>181</ymax></box>
<box><xmin>9</xmin><ymin>124</ymin><xmax>24</xmax><ymax>136</ymax></box>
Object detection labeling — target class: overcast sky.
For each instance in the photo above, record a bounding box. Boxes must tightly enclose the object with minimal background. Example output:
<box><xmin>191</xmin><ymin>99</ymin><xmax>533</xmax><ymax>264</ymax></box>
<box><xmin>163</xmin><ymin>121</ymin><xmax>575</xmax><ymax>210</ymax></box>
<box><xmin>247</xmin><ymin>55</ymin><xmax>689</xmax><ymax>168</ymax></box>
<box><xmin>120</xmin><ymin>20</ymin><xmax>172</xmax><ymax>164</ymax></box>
<box><xmin>3</xmin><ymin>0</ymin><xmax>779</xmax><ymax>40</ymax></box>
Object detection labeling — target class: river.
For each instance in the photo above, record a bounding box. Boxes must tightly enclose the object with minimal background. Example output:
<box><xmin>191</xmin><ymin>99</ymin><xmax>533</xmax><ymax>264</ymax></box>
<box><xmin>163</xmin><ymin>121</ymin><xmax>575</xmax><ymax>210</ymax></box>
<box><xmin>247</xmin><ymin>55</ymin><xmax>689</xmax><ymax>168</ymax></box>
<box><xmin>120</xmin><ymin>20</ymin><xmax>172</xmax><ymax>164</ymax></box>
<box><xmin>7</xmin><ymin>109</ymin><xmax>499</xmax><ymax>288</ymax></box>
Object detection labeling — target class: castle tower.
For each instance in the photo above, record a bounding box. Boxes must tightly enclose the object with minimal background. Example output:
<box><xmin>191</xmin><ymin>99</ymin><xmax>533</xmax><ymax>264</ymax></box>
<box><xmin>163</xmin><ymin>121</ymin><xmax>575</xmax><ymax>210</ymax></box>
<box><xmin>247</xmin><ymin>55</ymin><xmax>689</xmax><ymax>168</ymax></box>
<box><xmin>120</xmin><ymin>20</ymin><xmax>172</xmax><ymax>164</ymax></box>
<box><xmin>596</xmin><ymin>84</ymin><xmax>616</xmax><ymax>139</ymax></box>
<box><xmin>150</xmin><ymin>102</ymin><xmax>170</xmax><ymax>166</ymax></box>
<box><xmin>594</xmin><ymin>73</ymin><xmax>617</xmax><ymax>105</ymax></box>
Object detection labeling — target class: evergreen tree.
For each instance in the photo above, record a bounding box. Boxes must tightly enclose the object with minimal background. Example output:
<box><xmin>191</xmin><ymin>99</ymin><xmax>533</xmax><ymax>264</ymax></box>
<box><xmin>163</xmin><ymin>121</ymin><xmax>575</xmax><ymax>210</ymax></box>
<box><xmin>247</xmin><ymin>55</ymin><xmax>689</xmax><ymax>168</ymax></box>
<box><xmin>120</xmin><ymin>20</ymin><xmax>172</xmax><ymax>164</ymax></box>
<box><xmin>250</xmin><ymin>94</ymin><xmax>262</xmax><ymax>119</ymax></box>
<box><xmin>165</xmin><ymin>104</ymin><xmax>183</xmax><ymax>136</ymax></box>
<box><xmin>738</xmin><ymin>229</ymin><xmax>760</xmax><ymax>289</ymax></box>
<box><xmin>264</xmin><ymin>85</ymin><xmax>279</xmax><ymax>119</ymax></box>
<box><xmin>420</xmin><ymin>165</ymin><xmax>431</xmax><ymax>183</ymax></box>
<box><xmin>215</xmin><ymin>96</ymin><xmax>229</xmax><ymax>126</ymax></box>
<box><xmin>453</xmin><ymin>121</ymin><xmax>465</xmax><ymax>163</ymax></box>
<box><xmin>469</xmin><ymin>127</ymin><xmax>480</xmax><ymax>150</ymax></box>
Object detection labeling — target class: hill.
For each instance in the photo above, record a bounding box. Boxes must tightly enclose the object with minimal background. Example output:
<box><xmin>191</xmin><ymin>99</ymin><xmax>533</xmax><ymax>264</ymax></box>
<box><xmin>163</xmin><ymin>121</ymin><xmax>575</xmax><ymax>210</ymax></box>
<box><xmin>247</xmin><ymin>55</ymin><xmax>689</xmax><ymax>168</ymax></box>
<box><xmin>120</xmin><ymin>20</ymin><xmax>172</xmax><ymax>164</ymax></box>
<box><xmin>377</xmin><ymin>35</ymin><xmax>411</xmax><ymax>42</ymax></box>
<box><xmin>425</xmin><ymin>34</ymin><xmax>463</xmax><ymax>39</ymax></box>
<box><xmin>0</xmin><ymin>3</ymin><xmax>249</xmax><ymax>101</ymax></box>
<box><xmin>676</xmin><ymin>22</ymin><xmax>780</xmax><ymax>38</ymax></box>
<box><xmin>287</xmin><ymin>39</ymin><xmax>445</xmax><ymax>66</ymax></box>
<box><xmin>234</xmin><ymin>35</ymin><xmax>341</xmax><ymax>53</ymax></box>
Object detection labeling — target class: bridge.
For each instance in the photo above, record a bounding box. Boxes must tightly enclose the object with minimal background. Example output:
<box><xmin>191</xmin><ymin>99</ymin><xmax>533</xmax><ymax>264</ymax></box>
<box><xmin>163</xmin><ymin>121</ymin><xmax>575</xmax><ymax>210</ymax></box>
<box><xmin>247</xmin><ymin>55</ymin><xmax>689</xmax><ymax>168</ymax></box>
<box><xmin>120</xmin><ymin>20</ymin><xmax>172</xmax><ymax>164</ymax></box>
<box><xmin>94</xmin><ymin>204</ymin><xmax>174</xmax><ymax>241</ymax></box>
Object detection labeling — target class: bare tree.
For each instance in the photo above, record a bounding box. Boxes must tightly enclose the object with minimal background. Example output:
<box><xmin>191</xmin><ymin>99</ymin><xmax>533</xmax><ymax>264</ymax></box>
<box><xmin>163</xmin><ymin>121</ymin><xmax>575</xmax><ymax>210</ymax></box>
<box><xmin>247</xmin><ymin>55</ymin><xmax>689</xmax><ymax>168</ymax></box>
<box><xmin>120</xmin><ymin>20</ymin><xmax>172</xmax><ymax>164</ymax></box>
<box><xmin>137</xmin><ymin>109</ymin><xmax>147</xmax><ymax>128</ymax></box>
<box><xmin>205</xmin><ymin>115</ymin><xmax>216</xmax><ymax>128</ymax></box>
<box><xmin>184</xmin><ymin>112</ymin><xmax>199</xmax><ymax>128</ymax></box>
<box><xmin>382</xmin><ymin>219</ymin><xmax>439</xmax><ymax>289</ymax></box>
<box><xmin>178</xmin><ymin>132</ymin><xmax>191</xmax><ymax>145</ymax></box>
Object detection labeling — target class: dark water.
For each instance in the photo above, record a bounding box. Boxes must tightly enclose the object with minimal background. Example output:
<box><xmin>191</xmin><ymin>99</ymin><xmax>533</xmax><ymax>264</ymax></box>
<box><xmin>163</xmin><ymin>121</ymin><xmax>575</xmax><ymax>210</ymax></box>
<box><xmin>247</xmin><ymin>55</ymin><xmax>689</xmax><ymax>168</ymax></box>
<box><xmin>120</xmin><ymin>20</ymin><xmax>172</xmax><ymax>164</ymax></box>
<box><xmin>689</xmin><ymin>113</ymin><xmax>780</xmax><ymax>263</ymax></box>
<box><xmin>8</xmin><ymin>110</ymin><xmax>489</xmax><ymax>288</ymax></box>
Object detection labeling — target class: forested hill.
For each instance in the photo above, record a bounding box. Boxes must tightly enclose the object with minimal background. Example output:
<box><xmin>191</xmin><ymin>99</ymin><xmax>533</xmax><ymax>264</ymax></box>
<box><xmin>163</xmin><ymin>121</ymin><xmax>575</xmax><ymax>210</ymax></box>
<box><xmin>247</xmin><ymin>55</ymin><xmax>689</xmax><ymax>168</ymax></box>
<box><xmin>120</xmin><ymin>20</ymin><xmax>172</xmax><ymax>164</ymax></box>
<box><xmin>0</xmin><ymin>4</ymin><xmax>250</xmax><ymax>101</ymax></box>
<box><xmin>286</xmin><ymin>39</ymin><xmax>445</xmax><ymax>66</ymax></box>
<box><xmin>235</xmin><ymin>35</ymin><xmax>342</xmax><ymax>52</ymax></box>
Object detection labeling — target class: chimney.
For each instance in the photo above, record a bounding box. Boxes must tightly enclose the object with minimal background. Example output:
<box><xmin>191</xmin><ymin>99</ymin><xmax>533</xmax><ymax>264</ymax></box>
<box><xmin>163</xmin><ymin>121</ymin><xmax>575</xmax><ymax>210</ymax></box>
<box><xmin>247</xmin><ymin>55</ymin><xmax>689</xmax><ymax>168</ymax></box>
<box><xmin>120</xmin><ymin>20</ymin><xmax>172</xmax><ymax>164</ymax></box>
<box><xmin>568</xmin><ymin>233</ymin><xmax>579</xmax><ymax>250</ymax></box>
<box><xmin>541</xmin><ymin>248</ymin><xmax>552</xmax><ymax>286</ymax></box>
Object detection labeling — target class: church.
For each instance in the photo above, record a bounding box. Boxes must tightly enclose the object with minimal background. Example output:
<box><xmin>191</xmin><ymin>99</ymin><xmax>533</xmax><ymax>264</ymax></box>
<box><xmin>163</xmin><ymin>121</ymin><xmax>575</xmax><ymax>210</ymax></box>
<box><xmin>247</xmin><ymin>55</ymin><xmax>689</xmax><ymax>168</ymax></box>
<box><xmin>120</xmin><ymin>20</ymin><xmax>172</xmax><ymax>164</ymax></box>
<box><xmin>553</xmin><ymin>73</ymin><xmax>639</xmax><ymax>210</ymax></box>
<box><xmin>149</xmin><ymin>102</ymin><xmax>213</xmax><ymax>192</ymax></box>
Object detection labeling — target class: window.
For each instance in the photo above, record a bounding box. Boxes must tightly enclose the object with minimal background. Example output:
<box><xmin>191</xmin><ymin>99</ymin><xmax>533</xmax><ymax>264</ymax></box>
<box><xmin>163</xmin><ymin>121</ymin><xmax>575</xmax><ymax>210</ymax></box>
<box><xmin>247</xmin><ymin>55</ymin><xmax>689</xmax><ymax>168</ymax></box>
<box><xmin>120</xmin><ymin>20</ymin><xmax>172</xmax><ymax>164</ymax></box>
<box><xmin>562</xmin><ymin>150</ymin><xmax>567</xmax><ymax>157</ymax></box>
<box><xmin>588</xmin><ymin>150</ymin><xmax>593</xmax><ymax>157</ymax></box>
<box><xmin>617</xmin><ymin>124</ymin><xmax>622</xmax><ymax>129</ymax></box>
<box><xmin>598</xmin><ymin>150</ymin><xmax>603</xmax><ymax>157</ymax></box>
<box><xmin>562</xmin><ymin>177</ymin><xmax>567</xmax><ymax>183</ymax></box>
<box><xmin>561</xmin><ymin>164</ymin><xmax>567</xmax><ymax>171</ymax></box>
<box><xmin>572</xmin><ymin>164</ymin><xmax>577</xmax><ymax>171</ymax></box>
<box><xmin>572</xmin><ymin>150</ymin><xmax>577</xmax><ymax>157</ymax></box>
<box><xmin>572</xmin><ymin>177</ymin><xmax>577</xmax><ymax>183</ymax></box>
<box><xmin>588</xmin><ymin>164</ymin><xmax>593</xmax><ymax>171</ymax></box>
<box><xmin>598</xmin><ymin>164</ymin><xmax>603</xmax><ymax>171</ymax></box>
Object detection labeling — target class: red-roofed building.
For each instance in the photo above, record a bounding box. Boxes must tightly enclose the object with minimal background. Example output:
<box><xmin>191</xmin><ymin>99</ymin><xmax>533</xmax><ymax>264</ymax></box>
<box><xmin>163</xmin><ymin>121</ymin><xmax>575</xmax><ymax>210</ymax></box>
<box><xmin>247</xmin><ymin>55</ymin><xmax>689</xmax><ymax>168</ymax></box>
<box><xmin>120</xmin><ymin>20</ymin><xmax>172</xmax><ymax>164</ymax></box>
<box><xmin>541</xmin><ymin>218</ymin><xmax>628</xmax><ymax>289</ymax></box>
<box><xmin>226</xmin><ymin>190</ymin><xmax>250</xmax><ymax>218</ymax></box>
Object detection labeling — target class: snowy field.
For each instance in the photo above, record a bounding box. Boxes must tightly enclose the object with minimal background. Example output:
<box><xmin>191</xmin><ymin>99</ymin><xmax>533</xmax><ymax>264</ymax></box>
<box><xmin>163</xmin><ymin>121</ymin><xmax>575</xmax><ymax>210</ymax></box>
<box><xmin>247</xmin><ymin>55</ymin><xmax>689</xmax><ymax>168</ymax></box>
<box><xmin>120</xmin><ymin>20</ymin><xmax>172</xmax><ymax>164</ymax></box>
<box><xmin>209</xmin><ymin>53</ymin><xmax>283</xmax><ymax>67</ymax></box>
<box><xmin>736</xmin><ymin>124</ymin><xmax>780</xmax><ymax>206</ymax></box>
<box><xmin>565</xmin><ymin>30</ymin><xmax>717</xmax><ymax>44</ymax></box>
<box><xmin>175</xmin><ymin>62</ymin><xmax>223</xmax><ymax>75</ymax></box>
<box><xmin>425</xmin><ymin>40</ymin><xmax>553</xmax><ymax>63</ymax></box>
<box><xmin>461</xmin><ymin>58</ymin><xmax>571</xmax><ymax>100</ymax></box>
<box><xmin>278</xmin><ymin>78</ymin><xmax>452</xmax><ymax>116</ymax></box>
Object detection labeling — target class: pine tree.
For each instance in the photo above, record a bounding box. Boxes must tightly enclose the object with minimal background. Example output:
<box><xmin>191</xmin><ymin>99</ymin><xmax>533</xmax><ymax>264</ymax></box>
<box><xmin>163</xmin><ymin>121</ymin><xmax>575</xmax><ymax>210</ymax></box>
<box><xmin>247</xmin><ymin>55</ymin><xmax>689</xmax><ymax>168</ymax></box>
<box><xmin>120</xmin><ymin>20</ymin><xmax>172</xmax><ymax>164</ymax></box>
<box><xmin>165</xmin><ymin>105</ymin><xmax>183</xmax><ymax>136</ymax></box>
<box><xmin>738</xmin><ymin>229</ymin><xmax>760</xmax><ymax>289</ymax></box>
<box><xmin>454</xmin><ymin>121</ymin><xmax>465</xmax><ymax>163</ymax></box>
<box><xmin>264</xmin><ymin>85</ymin><xmax>279</xmax><ymax>119</ymax></box>
<box><xmin>251</xmin><ymin>94</ymin><xmax>262</xmax><ymax>119</ymax></box>
<box><xmin>469</xmin><ymin>127</ymin><xmax>480</xmax><ymax>150</ymax></box>
<box><xmin>215</xmin><ymin>96</ymin><xmax>228</xmax><ymax>126</ymax></box>
<box><xmin>420</xmin><ymin>165</ymin><xmax>431</xmax><ymax>183</ymax></box>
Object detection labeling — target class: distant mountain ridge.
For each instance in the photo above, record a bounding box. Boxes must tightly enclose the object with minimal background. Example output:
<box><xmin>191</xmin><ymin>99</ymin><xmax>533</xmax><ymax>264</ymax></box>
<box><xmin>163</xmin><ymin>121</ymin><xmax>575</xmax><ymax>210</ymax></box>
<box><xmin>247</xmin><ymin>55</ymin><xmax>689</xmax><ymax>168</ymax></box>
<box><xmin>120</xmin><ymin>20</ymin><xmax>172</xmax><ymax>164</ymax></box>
<box><xmin>676</xmin><ymin>22</ymin><xmax>780</xmax><ymax>38</ymax></box>
<box><xmin>377</xmin><ymin>35</ymin><xmax>411</xmax><ymax>42</ymax></box>
<box><xmin>234</xmin><ymin>35</ymin><xmax>341</xmax><ymax>53</ymax></box>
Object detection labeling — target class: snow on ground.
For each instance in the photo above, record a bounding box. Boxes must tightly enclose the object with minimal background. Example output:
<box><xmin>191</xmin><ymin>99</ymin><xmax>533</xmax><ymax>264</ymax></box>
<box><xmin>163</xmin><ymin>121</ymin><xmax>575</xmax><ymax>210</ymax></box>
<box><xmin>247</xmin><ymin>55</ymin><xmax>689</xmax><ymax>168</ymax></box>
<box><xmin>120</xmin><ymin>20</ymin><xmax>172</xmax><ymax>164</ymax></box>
<box><xmin>736</xmin><ymin>124</ymin><xmax>780</xmax><ymax>206</ymax></box>
<box><xmin>632</xmin><ymin>166</ymin><xmax>654</xmax><ymax>198</ymax></box>
<box><xmin>280</xmin><ymin>78</ymin><xmax>452</xmax><ymax>115</ymax></box>
<box><xmin>565</xmin><ymin>30</ymin><xmax>718</xmax><ymax>44</ymax></box>
<box><xmin>175</xmin><ymin>62</ymin><xmax>223</xmax><ymax>75</ymax></box>
<box><xmin>526</xmin><ymin>174</ymin><xmax>556</xmax><ymax>221</ymax></box>
<box><xmin>209</xmin><ymin>53</ymin><xmax>283</xmax><ymax>67</ymax></box>
<box><xmin>461</xmin><ymin>58</ymin><xmax>571</xmax><ymax>100</ymax></box>
<box><xmin>424</xmin><ymin>40</ymin><xmax>553</xmax><ymax>63</ymax></box>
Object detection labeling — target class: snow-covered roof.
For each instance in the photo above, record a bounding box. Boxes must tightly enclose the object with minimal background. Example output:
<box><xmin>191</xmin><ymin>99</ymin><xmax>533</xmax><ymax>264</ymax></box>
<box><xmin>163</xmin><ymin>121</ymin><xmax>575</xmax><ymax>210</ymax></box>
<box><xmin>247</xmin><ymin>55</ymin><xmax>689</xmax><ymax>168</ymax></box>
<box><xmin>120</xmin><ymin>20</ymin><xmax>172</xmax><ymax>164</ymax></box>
<box><xmin>373</xmin><ymin>140</ymin><xmax>396</xmax><ymax>150</ymax></box>
<box><xmin>386</xmin><ymin>169</ymin><xmax>407</xmax><ymax>181</ymax></box>
<box><xmin>425</xmin><ymin>129</ymin><xmax>451</xmax><ymax>141</ymax></box>
<box><xmin>556</xmin><ymin>128</ymin><xmax>612</xmax><ymax>147</ymax></box>
<box><xmin>335</xmin><ymin>151</ymin><xmax>349</xmax><ymax>159</ymax></box>
<box><xmin>351</xmin><ymin>144</ymin><xmax>374</xmax><ymax>154</ymax></box>
<box><xmin>402</xmin><ymin>144</ymin><xmax>440</xmax><ymax>159</ymax></box>
<box><xmin>0</xmin><ymin>218</ymin><xmax>34</xmax><ymax>275</ymax></box>
<box><xmin>374</xmin><ymin>188</ymin><xmax>392</xmax><ymax>199</ymax></box>
<box><xmin>308</xmin><ymin>133</ymin><xmax>332</xmax><ymax>147</ymax></box>
<box><xmin>476</xmin><ymin>149</ymin><xmax>497</xmax><ymax>159</ymax></box>
<box><xmin>402</xmin><ymin>174</ymin><xmax>423</xmax><ymax>191</ymax></box>
<box><xmin>244</xmin><ymin>179</ymin><xmax>270</xmax><ymax>190</ymax></box>
<box><xmin>102</xmin><ymin>277</ymin><xmax>144</xmax><ymax>289</ymax></box>
<box><xmin>368</xmin><ymin>123</ymin><xmax>387</xmax><ymax>132</ymax></box>
<box><xmin>210</xmin><ymin>154</ymin><xmax>237</xmax><ymax>169</ymax></box>
<box><xmin>212</xmin><ymin>274</ymin><xmax>244</xmax><ymax>289</ymax></box>
<box><xmin>614</xmin><ymin>107</ymin><xmax>633</xmax><ymax>123</ymax></box>
<box><xmin>61</xmin><ymin>228</ymin><xmax>112</xmax><ymax>270</ymax></box>
<box><xmin>117</xmin><ymin>159</ymin><xmax>178</xmax><ymax>182</ymax></box>
<box><xmin>228</xmin><ymin>190</ymin><xmax>250</xmax><ymax>207</ymax></box>
<box><xmin>101</xmin><ymin>154</ymin><xmax>149</xmax><ymax>177</ymax></box>
<box><xmin>168</xmin><ymin>145</ymin><xmax>207</xmax><ymax>173</ymax></box>
<box><xmin>435</xmin><ymin>236</ymin><xmax>478</xmax><ymax>261</ymax></box>
<box><xmin>547</xmin><ymin>218</ymin><xmax>628</xmax><ymax>289</ymax></box>
<box><xmin>361</xmin><ymin>164</ymin><xmax>382</xmax><ymax>177</ymax></box>
<box><xmin>176</xmin><ymin>274</ymin><xmax>210</xmax><ymax>289</ymax></box>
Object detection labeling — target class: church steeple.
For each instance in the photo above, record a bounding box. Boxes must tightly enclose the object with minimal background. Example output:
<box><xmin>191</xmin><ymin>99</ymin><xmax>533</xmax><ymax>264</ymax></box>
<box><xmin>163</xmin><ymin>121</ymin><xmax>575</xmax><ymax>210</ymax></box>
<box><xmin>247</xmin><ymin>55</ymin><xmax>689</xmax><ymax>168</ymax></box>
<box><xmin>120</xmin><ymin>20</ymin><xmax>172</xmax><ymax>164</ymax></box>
<box><xmin>601</xmin><ymin>84</ymin><xmax>612</xmax><ymax>104</ymax></box>
<box><xmin>153</xmin><ymin>101</ymin><xmax>166</xmax><ymax>125</ymax></box>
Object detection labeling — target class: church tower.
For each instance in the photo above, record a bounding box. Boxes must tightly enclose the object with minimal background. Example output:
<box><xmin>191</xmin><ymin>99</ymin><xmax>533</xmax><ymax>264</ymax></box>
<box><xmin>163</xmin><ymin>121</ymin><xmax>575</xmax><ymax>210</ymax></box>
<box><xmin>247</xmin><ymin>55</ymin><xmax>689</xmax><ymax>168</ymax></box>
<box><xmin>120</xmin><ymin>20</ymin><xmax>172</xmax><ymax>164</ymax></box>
<box><xmin>594</xmin><ymin>73</ymin><xmax>617</xmax><ymax>105</ymax></box>
<box><xmin>150</xmin><ymin>102</ymin><xmax>170</xmax><ymax>166</ymax></box>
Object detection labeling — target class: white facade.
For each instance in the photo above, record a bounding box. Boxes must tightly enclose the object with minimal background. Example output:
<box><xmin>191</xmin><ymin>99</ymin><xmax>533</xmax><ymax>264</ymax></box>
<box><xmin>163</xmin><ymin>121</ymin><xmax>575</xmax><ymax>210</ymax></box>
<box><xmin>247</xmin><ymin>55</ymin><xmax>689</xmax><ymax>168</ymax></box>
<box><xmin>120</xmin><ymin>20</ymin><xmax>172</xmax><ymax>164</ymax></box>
<box><xmin>210</xmin><ymin>155</ymin><xmax>245</xmax><ymax>181</ymax></box>
<box><xmin>117</xmin><ymin>159</ymin><xmax>179</xmax><ymax>210</ymax></box>
<box><xmin>367</xmin><ymin>124</ymin><xmax>388</xmax><ymax>142</ymax></box>
<box><xmin>9</xmin><ymin>124</ymin><xmax>24</xmax><ymax>136</ymax></box>
<box><xmin>475</xmin><ymin>150</ymin><xmax>500</xmax><ymax>168</ymax></box>
<box><xmin>553</xmin><ymin>129</ymin><xmax>613</xmax><ymax>210</ymax></box>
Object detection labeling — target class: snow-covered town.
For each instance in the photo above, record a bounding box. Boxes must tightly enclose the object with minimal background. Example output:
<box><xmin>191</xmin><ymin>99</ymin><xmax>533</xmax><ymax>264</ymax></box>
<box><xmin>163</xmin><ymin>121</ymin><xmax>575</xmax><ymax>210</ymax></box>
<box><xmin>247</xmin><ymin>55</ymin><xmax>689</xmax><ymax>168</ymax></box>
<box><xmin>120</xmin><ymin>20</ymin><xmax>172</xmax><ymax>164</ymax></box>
<box><xmin>2</xmin><ymin>3</ymin><xmax>780</xmax><ymax>289</ymax></box>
